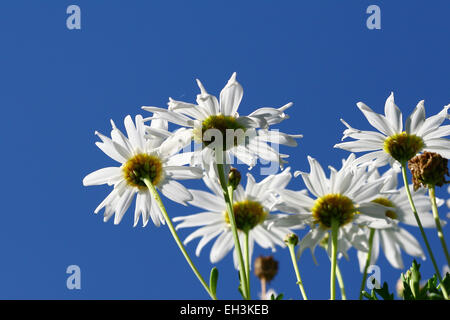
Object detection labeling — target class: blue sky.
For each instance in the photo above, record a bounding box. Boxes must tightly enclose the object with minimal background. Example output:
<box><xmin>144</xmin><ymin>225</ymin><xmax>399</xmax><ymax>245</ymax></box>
<box><xmin>0</xmin><ymin>1</ymin><xmax>449</xmax><ymax>299</ymax></box>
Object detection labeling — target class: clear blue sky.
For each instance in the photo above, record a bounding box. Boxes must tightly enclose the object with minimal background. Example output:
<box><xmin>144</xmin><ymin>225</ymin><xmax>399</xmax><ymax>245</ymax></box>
<box><xmin>0</xmin><ymin>1</ymin><xmax>449</xmax><ymax>299</ymax></box>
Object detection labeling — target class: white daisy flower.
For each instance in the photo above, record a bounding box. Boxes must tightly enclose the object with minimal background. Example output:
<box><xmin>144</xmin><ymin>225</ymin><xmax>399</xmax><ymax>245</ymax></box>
<box><xmin>142</xmin><ymin>73</ymin><xmax>302</xmax><ymax>171</ymax></box>
<box><xmin>83</xmin><ymin>115</ymin><xmax>203</xmax><ymax>227</ymax></box>
<box><xmin>355</xmin><ymin>167</ymin><xmax>438</xmax><ymax>270</ymax></box>
<box><xmin>274</xmin><ymin>154</ymin><xmax>394</xmax><ymax>260</ymax></box>
<box><xmin>173</xmin><ymin>168</ymin><xmax>300</xmax><ymax>267</ymax></box>
<box><xmin>334</xmin><ymin>93</ymin><xmax>450</xmax><ymax>167</ymax></box>
<box><xmin>357</xmin><ymin>166</ymin><xmax>447</xmax><ymax>270</ymax></box>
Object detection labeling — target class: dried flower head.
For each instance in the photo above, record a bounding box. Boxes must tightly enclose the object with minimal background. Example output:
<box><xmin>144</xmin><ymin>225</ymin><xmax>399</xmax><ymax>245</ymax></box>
<box><xmin>254</xmin><ymin>256</ymin><xmax>279</xmax><ymax>282</ymax></box>
<box><xmin>408</xmin><ymin>152</ymin><xmax>449</xmax><ymax>190</ymax></box>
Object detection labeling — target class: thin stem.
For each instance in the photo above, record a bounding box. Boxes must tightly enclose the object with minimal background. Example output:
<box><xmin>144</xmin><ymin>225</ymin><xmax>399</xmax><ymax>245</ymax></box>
<box><xmin>400</xmin><ymin>164</ymin><xmax>449</xmax><ymax>300</ymax></box>
<box><xmin>143</xmin><ymin>178</ymin><xmax>216</xmax><ymax>300</ymax></box>
<box><xmin>287</xmin><ymin>244</ymin><xmax>308</xmax><ymax>300</ymax></box>
<box><xmin>216</xmin><ymin>163</ymin><xmax>249</xmax><ymax>300</ymax></box>
<box><xmin>335</xmin><ymin>263</ymin><xmax>346</xmax><ymax>300</ymax></box>
<box><xmin>330</xmin><ymin>219</ymin><xmax>339</xmax><ymax>300</ymax></box>
<box><xmin>429</xmin><ymin>185</ymin><xmax>450</xmax><ymax>266</ymax></box>
<box><xmin>244</xmin><ymin>230</ymin><xmax>251</xmax><ymax>299</ymax></box>
<box><xmin>260</xmin><ymin>278</ymin><xmax>266</xmax><ymax>300</ymax></box>
<box><xmin>359</xmin><ymin>228</ymin><xmax>375</xmax><ymax>300</ymax></box>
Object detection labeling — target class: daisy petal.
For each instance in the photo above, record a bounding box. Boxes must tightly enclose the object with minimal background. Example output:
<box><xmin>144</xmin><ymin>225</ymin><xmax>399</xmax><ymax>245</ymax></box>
<box><xmin>219</xmin><ymin>72</ymin><xmax>243</xmax><ymax>116</ymax></box>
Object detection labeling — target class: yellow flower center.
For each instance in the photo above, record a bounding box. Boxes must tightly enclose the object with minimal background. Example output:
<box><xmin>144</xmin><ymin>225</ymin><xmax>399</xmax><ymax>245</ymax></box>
<box><xmin>312</xmin><ymin>194</ymin><xmax>356</xmax><ymax>229</ymax></box>
<box><xmin>194</xmin><ymin>114</ymin><xmax>247</xmax><ymax>150</ymax></box>
<box><xmin>383</xmin><ymin>132</ymin><xmax>424</xmax><ymax>163</ymax></box>
<box><xmin>371</xmin><ymin>197</ymin><xmax>397</xmax><ymax>220</ymax></box>
<box><xmin>224</xmin><ymin>200</ymin><xmax>268</xmax><ymax>232</ymax></box>
<box><xmin>122</xmin><ymin>153</ymin><xmax>163</xmax><ymax>190</ymax></box>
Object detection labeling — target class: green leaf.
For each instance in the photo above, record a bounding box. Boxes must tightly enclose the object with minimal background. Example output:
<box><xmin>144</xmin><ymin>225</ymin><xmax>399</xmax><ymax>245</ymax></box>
<box><xmin>209</xmin><ymin>267</ymin><xmax>219</xmax><ymax>297</ymax></box>
<box><xmin>373</xmin><ymin>282</ymin><xmax>394</xmax><ymax>300</ymax></box>
<box><xmin>361</xmin><ymin>282</ymin><xmax>393</xmax><ymax>300</ymax></box>
<box><xmin>269</xmin><ymin>293</ymin><xmax>284</xmax><ymax>300</ymax></box>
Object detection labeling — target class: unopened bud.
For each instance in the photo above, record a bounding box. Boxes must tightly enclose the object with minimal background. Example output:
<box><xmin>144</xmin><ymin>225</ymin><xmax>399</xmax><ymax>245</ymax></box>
<box><xmin>408</xmin><ymin>152</ymin><xmax>449</xmax><ymax>190</ymax></box>
<box><xmin>254</xmin><ymin>255</ymin><xmax>278</xmax><ymax>282</ymax></box>
<box><xmin>228</xmin><ymin>167</ymin><xmax>241</xmax><ymax>190</ymax></box>
<box><xmin>284</xmin><ymin>233</ymin><xmax>299</xmax><ymax>246</ymax></box>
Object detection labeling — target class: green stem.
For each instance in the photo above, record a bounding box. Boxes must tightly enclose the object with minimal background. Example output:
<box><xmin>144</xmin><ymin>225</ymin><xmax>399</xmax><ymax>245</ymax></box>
<box><xmin>359</xmin><ymin>228</ymin><xmax>375</xmax><ymax>300</ymax></box>
<box><xmin>216</xmin><ymin>163</ymin><xmax>249</xmax><ymax>300</ymax></box>
<box><xmin>400</xmin><ymin>164</ymin><xmax>449</xmax><ymax>300</ymax></box>
<box><xmin>335</xmin><ymin>263</ymin><xmax>346</xmax><ymax>300</ymax></box>
<box><xmin>287</xmin><ymin>244</ymin><xmax>308</xmax><ymax>300</ymax></box>
<box><xmin>429</xmin><ymin>185</ymin><xmax>450</xmax><ymax>266</ymax></box>
<box><xmin>244</xmin><ymin>230</ymin><xmax>251</xmax><ymax>299</ymax></box>
<box><xmin>330</xmin><ymin>219</ymin><xmax>339</xmax><ymax>300</ymax></box>
<box><xmin>142</xmin><ymin>178</ymin><xmax>217</xmax><ymax>300</ymax></box>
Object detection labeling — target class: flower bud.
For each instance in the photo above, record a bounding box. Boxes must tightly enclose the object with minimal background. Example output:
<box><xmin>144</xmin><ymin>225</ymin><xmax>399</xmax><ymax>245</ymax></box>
<box><xmin>408</xmin><ymin>152</ymin><xmax>449</xmax><ymax>190</ymax></box>
<box><xmin>284</xmin><ymin>233</ymin><xmax>299</xmax><ymax>246</ymax></box>
<box><xmin>228</xmin><ymin>167</ymin><xmax>241</xmax><ymax>190</ymax></box>
<box><xmin>254</xmin><ymin>255</ymin><xmax>279</xmax><ymax>282</ymax></box>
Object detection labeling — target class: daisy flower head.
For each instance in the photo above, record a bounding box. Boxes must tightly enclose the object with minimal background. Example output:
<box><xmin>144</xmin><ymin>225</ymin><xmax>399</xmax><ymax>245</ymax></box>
<box><xmin>142</xmin><ymin>73</ymin><xmax>302</xmax><ymax>173</ymax></box>
<box><xmin>173</xmin><ymin>167</ymin><xmax>301</xmax><ymax>267</ymax></box>
<box><xmin>82</xmin><ymin>115</ymin><xmax>203</xmax><ymax>227</ymax></box>
<box><xmin>355</xmin><ymin>166</ymin><xmax>442</xmax><ymax>270</ymax></box>
<box><xmin>334</xmin><ymin>93</ymin><xmax>450</xmax><ymax>168</ymax></box>
<box><xmin>274</xmin><ymin>154</ymin><xmax>395</xmax><ymax>260</ymax></box>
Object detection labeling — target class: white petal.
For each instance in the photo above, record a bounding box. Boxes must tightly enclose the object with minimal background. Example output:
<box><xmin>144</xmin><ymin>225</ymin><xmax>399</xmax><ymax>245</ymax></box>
<box><xmin>384</xmin><ymin>92</ymin><xmax>403</xmax><ymax>133</ymax></box>
<box><xmin>380</xmin><ymin>229</ymin><xmax>404</xmax><ymax>269</ymax></box>
<box><xmin>416</xmin><ymin>104</ymin><xmax>449</xmax><ymax>137</ymax></box>
<box><xmin>83</xmin><ymin>167</ymin><xmax>122</xmax><ymax>186</ymax></box>
<box><xmin>334</xmin><ymin>140</ymin><xmax>383</xmax><ymax>152</ymax></box>
<box><xmin>173</xmin><ymin>212</ymin><xmax>223</xmax><ymax>229</ymax></box>
<box><xmin>95</xmin><ymin>131</ymin><xmax>130</xmax><ymax>163</ymax></box>
<box><xmin>219</xmin><ymin>72</ymin><xmax>243</xmax><ymax>116</ymax></box>
<box><xmin>195</xmin><ymin>80</ymin><xmax>220</xmax><ymax>116</ymax></box>
<box><xmin>422</xmin><ymin>125</ymin><xmax>450</xmax><ymax>140</ymax></box>
<box><xmin>393</xmin><ymin>228</ymin><xmax>425</xmax><ymax>259</ymax></box>
<box><xmin>257</xmin><ymin>130</ymin><xmax>302</xmax><ymax>146</ymax></box>
<box><xmin>164</xmin><ymin>166</ymin><xmax>203</xmax><ymax>180</ymax></box>
<box><xmin>142</xmin><ymin>107</ymin><xmax>194</xmax><ymax>127</ymax></box>
<box><xmin>165</xmin><ymin>152</ymin><xmax>195</xmax><ymax>166</ymax></box>
<box><xmin>405</xmin><ymin>100</ymin><xmax>426</xmax><ymax>134</ymax></box>
<box><xmin>158</xmin><ymin>180</ymin><xmax>192</xmax><ymax>205</ymax></box>
<box><xmin>158</xmin><ymin>128</ymin><xmax>193</xmax><ymax>157</ymax></box>
<box><xmin>357</xmin><ymin>102</ymin><xmax>396</xmax><ymax>136</ymax></box>
<box><xmin>114</xmin><ymin>188</ymin><xmax>135</xmax><ymax>225</ymax></box>
<box><xmin>124</xmin><ymin>115</ymin><xmax>144</xmax><ymax>151</ymax></box>
<box><xmin>168</xmin><ymin>97</ymin><xmax>208</xmax><ymax>120</ymax></box>
<box><xmin>188</xmin><ymin>189</ymin><xmax>225</xmax><ymax>211</ymax></box>
<box><xmin>210</xmin><ymin>231</ymin><xmax>234</xmax><ymax>263</ymax></box>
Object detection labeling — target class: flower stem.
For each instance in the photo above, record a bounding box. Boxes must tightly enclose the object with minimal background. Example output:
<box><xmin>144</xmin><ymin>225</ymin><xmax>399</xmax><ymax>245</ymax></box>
<box><xmin>400</xmin><ymin>164</ymin><xmax>449</xmax><ymax>300</ymax></box>
<box><xmin>260</xmin><ymin>278</ymin><xmax>266</xmax><ymax>300</ymax></box>
<box><xmin>359</xmin><ymin>228</ymin><xmax>375</xmax><ymax>300</ymax></box>
<box><xmin>330</xmin><ymin>218</ymin><xmax>339</xmax><ymax>300</ymax></box>
<box><xmin>287</xmin><ymin>243</ymin><xmax>308</xmax><ymax>300</ymax></box>
<box><xmin>429</xmin><ymin>185</ymin><xmax>450</xmax><ymax>266</ymax></box>
<box><xmin>143</xmin><ymin>178</ymin><xmax>217</xmax><ymax>300</ymax></box>
<box><xmin>216</xmin><ymin>163</ymin><xmax>249</xmax><ymax>300</ymax></box>
<box><xmin>244</xmin><ymin>230</ymin><xmax>251</xmax><ymax>299</ymax></box>
<box><xmin>335</xmin><ymin>263</ymin><xmax>346</xmax><ymax>300</ymax></box>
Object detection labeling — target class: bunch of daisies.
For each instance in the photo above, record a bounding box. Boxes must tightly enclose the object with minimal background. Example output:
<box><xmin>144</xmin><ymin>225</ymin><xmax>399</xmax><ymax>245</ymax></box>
<box><xmin>83</xmin><ymin>74</ymin><xmax>450</xmax><ymax>300</ymax></box>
